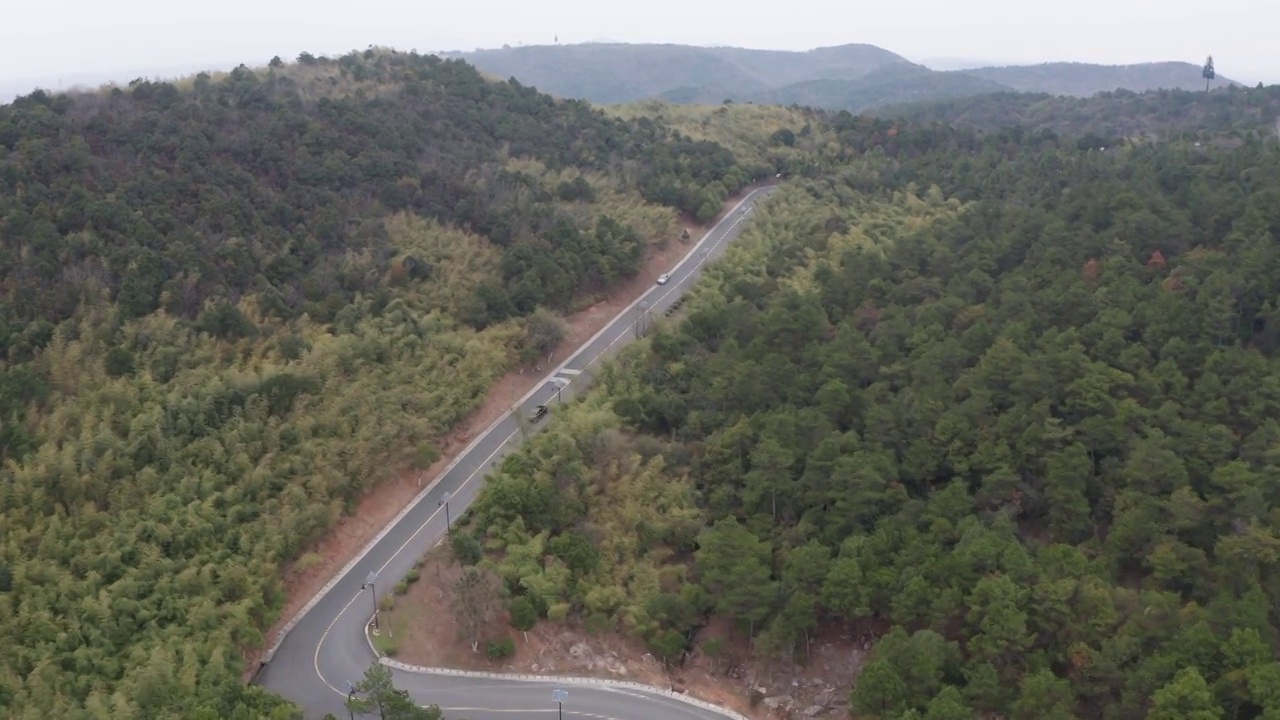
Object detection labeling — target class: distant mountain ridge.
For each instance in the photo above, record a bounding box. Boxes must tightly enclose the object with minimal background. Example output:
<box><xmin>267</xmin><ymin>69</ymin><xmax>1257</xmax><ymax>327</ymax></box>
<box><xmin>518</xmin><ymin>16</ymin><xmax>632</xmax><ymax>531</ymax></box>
<box><xmin>448</xmin><ymin>43</ymin><xmax>1243</xmax><ymax>113</ymax></box>
<box><xmin>448</xmin><ymin>43</ymin><xmax>909</xmax><ymax>106</ymax></box>
<box><xmin>961</xmin><ymin>61</ymin><xmax>1242</xmax><ymax>97</ymax></box>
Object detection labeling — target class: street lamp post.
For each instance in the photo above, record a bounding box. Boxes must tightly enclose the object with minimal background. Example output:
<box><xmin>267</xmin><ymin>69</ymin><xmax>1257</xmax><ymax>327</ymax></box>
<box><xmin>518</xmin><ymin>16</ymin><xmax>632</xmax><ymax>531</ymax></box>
<box><xmin>552</xmin><ymin>688</ymin><xmax>568</xmax><ymax>720</ymax></box>
<box><xmin>636</xmin><ymin>301</ymin><xmax>649</xmax><ymax>339</ymax></box>
<box><xmin>438</xmin><ymin>491</ymin><xmax>452</xmax><ymax>533</ymax></box>
<box><xmin>362</xmin><ymin>571</ymin><xmax>378</xmax><ymax>629</ymax></box>
<box><xmin>346</xmin><ymin>682</ymin><xmax>357</xmax><ymax>720</ymax></box>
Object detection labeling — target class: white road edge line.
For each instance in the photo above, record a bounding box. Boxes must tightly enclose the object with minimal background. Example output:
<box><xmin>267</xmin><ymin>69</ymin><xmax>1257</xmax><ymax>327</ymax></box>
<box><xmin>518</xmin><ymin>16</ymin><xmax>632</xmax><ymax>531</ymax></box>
<box><xmin>439</xmin><ymin>710</ymin><xmax>616</xmax><ymax>719</ymax></box>
<box><xmin>262</xmin><ymin>187</ymin><xmax>772</xmax><ymax>665</ymax></box>
<box><xmin>363</xmin><ymin>614</ymin><xmax>751</xmax><ymax>720</ymax></box>
<box><xmin>275</xmin><ymin>186</ymin><xmax>776</xmax><ymax>720</ymax></box>
<box><xmin>312</xmin><ymin>593</ymin><xmax>363</xmax><ymax>695</ymax></box>
<box><xmin>349</xmin><ymin>195</ymin><xmax>767</xmax><ymax>720</ymax></box>
<box><xmin>375</xmin><ymin>641</ymin><xmax>752</xmax><ymax>720</ymax></box>
<box><xmin>314</xmin><ymin>429</ymin><xmax>519</xmax><ymax>694</ymax></box>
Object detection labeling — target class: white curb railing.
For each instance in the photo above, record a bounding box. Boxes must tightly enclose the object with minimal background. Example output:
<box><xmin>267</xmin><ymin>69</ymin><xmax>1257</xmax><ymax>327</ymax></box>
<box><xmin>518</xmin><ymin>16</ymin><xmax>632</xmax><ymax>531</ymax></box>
<box><xmin>362</xmin><ymin>614</ymin><xmax>752</xmax><ymax>720</ymax></box>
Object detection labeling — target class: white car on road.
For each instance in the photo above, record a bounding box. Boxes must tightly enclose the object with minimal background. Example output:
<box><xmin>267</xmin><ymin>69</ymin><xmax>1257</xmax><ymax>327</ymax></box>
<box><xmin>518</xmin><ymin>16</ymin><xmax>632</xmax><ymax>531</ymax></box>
<box><xmin>656</xmin><ymin>273</ymin><xmax>671</xmax><ymax>285</ymax></box>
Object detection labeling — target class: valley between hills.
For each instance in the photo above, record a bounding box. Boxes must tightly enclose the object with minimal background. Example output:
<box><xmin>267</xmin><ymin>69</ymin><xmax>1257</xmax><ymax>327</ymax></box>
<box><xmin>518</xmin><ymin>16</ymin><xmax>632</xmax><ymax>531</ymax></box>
<box><xmin>3</xmin><ymin>43</ymin><xmax>1280</xmax><ymax>720</ymax></box>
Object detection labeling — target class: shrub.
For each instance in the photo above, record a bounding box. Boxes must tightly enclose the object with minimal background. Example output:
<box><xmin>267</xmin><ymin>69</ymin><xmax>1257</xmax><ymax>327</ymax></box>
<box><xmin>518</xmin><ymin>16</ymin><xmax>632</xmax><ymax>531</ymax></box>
<box><xmin>486</xmin><ymin>636</ymin><xmax>515</xmax><ymax>660</ymax></box>
<box><xmin>412</xmin><ymin>443</ymin><xmax>441</xmax><ymax>469</ymax></box>
<box><xmin>295</xmin><ymin>552</ymin><xmax>325</xmax><ymax>572</ymax></box>
<box><xmin>451</xmin><ymin>532</ymin><xmax>483</xmax><ymax>566</ymax></box>
<box><xmin>648</xmin><ymin>629</ymin><xmax>687</xmax><ymax>667</ymax></box>
<box><xmin>509</xmin><ymin>596</ymin><xmax>538</xmax><ymax>631</ymax></box>
<box><xmin>584</xmin><ymin>613</ymin><xmax>611</xmax><ymax>637</ymax></box>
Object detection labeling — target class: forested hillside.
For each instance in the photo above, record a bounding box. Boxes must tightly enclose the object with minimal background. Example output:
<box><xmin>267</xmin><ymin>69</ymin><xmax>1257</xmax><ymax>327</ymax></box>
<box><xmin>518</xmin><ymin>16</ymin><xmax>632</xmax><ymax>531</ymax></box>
<box><xmin>452</xmin><ymin>114</ymin><xmax>1280</xmax><ymax>719</ymax></box>
<box><xmin>747</xmin><ymin>63</ymin><xmax>1011</xmax><ymax>114</ymax></box>
<box><xmin>877</xmin><ymin>84</ymin><xmax>1280</xmax><ymax>140</ymax></box>
<box><xmin>605</xmin><ymin>102</ymin><xmax>848</xmax><ymax>177</ymax></box>
<box><xmin>0</xmin><ymin>48</ymin><xmax>765</xmax><ymax>719</ymax></box>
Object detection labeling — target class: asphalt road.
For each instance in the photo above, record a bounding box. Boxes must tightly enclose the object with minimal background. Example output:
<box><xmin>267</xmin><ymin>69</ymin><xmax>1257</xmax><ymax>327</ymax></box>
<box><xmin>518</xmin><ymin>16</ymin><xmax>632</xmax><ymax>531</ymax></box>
<box><xmin>256</xmin><ymin>185</ymin><xmax>779</xmax><ymax>720</ymax></box>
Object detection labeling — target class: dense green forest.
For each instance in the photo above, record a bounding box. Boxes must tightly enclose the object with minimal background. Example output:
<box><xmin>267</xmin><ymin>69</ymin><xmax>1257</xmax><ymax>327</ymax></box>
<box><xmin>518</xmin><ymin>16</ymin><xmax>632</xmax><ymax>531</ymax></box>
<box><xmin>455</xmin><ymin>116</ymin><xmax>1280</xmax><ymax>718</ymax></box>
<box><xmin>876</xmin><ymin>84</ymin><xmax>1280</xmax><ymax>141</ymax></box>
<box><xmin>606</xmin><ymin>102</ymin><xmax>850</xmax><ymax>178</ymax></box>
<box><xmin>0</xmin><ymin>48</ymin><xmax>776</xmax><ymax>719</ymax></box>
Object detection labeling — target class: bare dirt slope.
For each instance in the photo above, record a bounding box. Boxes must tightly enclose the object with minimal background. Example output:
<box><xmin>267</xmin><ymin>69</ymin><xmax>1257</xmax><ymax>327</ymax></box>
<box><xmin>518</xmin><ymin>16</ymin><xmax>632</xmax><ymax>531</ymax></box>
<box><xmin>385</xmin><ymin>547</ymin><xmax>869</xmax><ymax>720</ymax></box>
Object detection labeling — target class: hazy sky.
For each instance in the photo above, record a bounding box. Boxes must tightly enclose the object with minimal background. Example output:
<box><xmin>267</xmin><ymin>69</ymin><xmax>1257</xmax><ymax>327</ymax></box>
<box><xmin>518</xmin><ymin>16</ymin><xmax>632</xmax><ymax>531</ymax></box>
<box><xmin>2</xmin><ymin>0</ymin><xmax>1275</xmax><ymax>100</ymax></box>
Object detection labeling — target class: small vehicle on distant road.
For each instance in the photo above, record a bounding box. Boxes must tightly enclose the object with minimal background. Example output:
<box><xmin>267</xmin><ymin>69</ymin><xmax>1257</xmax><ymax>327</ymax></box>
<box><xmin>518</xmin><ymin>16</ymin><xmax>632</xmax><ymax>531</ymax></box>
<box><xmin>656</xmin><ymin>273</ymin><xmax>671</xmax><ymax>285</ymax></box>
<box><xmin>529</xmin><ymin>404</ymin><xmax>549</xmax><ymax>423</ymax></box>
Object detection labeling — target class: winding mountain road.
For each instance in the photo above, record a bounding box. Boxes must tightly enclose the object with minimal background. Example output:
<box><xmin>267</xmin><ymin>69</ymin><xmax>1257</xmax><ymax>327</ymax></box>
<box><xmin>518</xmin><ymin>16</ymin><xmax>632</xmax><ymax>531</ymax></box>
<box><xmin>255</xmin><ymin>186</ymin><xmax>779</xmax><ymax>719</ymax></box>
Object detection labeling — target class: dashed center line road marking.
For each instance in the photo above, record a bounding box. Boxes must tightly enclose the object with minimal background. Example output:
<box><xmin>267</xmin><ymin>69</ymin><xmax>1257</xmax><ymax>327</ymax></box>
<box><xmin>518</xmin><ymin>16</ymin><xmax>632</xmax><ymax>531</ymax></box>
<box><xmin>314</xmin><ymin>428</ymin><xmax>520</xmax><ymax>697</ymax></box>
<box><xmin>373</xmin><ymin>427</ymin><xmax>518</xmax><ymax>578</ymax></box>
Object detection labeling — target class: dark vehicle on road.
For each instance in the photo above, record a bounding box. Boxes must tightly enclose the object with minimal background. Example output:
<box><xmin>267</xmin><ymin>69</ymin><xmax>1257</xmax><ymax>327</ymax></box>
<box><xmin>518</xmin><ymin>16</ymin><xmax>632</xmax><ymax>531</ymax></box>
<box><xmin>529</xmin><ymin>404</ymin><xmax>549</xmax><ymax>422</ymax></box>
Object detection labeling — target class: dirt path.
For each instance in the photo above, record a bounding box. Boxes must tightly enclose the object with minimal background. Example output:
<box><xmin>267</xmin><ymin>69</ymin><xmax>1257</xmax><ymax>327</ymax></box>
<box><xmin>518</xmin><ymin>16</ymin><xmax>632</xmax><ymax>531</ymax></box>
<box><xmin>246</xmin><ymin>189</ymin><xmax>764</xmax><ymax>679</ymax></box>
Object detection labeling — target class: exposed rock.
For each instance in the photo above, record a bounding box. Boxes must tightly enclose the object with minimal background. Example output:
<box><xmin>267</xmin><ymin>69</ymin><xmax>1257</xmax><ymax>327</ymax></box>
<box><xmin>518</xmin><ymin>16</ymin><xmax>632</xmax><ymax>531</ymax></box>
<box><xmin>802</xmin><ymin>705</ymin><xmax>825</xmax><ymax>717</ymax></box>
<box><xmin>569</xmin><ymin>642</ymin><xmax>590</xmax><ymax>660</ymax></box>
<box><xmin>764</xmin><ymin>696</ymin><xmax>795</xmax><ymax>711</ymax></box>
